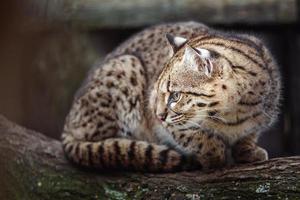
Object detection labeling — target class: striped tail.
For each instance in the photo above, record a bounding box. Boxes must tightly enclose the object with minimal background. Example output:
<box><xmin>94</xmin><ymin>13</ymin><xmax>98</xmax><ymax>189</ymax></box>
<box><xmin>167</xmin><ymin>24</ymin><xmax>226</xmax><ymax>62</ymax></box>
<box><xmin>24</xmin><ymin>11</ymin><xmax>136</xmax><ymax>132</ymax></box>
<box><xmin>62</xmin><ymin>133</ymin><xmax>201</xmax><ymax>172</ymax></box>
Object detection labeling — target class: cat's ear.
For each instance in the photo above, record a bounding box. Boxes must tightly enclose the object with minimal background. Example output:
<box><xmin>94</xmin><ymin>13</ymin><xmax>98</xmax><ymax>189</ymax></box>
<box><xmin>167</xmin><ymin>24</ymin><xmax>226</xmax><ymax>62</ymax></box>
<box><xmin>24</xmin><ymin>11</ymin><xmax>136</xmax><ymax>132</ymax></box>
<box><xmin>166</xmin><ymin>34</ymin><xmax>188</xmax><ymax>53</ymax></box>
<box><xmin>183</xmin><ymin>45</ymin><xmax>213</xmax><ymax>77</ymax></box>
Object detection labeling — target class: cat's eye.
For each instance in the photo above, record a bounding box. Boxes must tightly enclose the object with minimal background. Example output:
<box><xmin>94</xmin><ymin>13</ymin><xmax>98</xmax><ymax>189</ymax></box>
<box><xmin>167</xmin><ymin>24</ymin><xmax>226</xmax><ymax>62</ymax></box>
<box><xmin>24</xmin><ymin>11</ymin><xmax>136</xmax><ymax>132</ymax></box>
<box><xmin>168</xmin><ymin>92</ymin><xmax>181</xmax><ymax>104</ymax></box>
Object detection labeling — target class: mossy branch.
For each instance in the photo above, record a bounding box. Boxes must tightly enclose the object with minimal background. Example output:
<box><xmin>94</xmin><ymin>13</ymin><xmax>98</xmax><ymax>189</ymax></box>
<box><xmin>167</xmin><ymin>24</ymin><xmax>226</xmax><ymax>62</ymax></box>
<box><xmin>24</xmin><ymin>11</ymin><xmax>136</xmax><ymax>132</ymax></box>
<box><xmin>0</xmin><ymin>114</ymin><xmax>299</xmax><ymax>200</ymax></box>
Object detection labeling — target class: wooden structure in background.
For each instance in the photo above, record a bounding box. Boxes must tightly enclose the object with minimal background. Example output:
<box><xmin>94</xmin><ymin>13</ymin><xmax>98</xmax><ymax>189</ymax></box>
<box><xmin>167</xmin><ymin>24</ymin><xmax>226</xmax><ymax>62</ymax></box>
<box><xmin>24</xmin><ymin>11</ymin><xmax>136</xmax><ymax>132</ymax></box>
<box><xmin>25</xmin><ymin>0</ymin><xmax>297</xmax><ymax>28</ymax></box>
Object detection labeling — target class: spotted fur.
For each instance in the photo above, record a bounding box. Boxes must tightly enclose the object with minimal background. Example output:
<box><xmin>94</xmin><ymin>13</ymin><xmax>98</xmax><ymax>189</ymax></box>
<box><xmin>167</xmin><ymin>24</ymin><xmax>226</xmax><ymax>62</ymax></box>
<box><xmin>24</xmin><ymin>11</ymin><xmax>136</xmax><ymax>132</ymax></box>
<box><xmin>62</xmin><ymin>22</ymin><xmax>281</xmax><ymax>172</ymax></box>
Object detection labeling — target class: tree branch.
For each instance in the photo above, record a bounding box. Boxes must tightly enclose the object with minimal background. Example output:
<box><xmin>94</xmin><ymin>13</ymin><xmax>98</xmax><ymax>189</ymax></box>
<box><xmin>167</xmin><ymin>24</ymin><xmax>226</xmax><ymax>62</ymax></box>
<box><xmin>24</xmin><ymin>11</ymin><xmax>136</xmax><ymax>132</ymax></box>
<box><xmin>0</xmin><ymin>114</ymin><xmax>299</xmax><ymax>200</ymax></box>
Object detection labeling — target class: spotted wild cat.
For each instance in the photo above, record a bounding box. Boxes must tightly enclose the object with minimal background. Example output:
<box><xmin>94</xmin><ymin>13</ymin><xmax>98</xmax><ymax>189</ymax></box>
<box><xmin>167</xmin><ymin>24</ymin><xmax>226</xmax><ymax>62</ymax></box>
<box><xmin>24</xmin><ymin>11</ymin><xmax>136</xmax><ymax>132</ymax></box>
<box><xmin>61</xmin><ymin>22</ymin><xmax>281</xmax><ymax>172</ymax></box>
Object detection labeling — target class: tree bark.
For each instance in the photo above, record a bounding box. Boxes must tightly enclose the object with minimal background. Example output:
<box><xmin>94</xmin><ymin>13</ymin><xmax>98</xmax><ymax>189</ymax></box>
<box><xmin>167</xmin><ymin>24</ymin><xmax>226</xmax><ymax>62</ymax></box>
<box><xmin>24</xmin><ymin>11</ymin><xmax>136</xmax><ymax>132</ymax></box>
<box><xmin>0</xmin><ymin>114</ymin><xmax>299</xmax><ymax>200</ymax></box>
<box><xmin>25</xmin><ymin>0</ymin><xmax>297</xmax><ymax>29</ymax></box>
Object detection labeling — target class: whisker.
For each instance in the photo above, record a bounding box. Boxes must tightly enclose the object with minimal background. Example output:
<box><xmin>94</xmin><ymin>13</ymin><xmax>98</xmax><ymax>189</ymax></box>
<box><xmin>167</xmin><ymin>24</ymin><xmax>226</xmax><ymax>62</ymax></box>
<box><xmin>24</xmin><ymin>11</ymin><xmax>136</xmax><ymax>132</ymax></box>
<box><xmin>262</xmin><ymin>110</ymin><xmax>272</xmax><ymax>120</ymax></box>
<box><xmin>189</xmin><ymin>114</ymin><xmax>227</xmax><ymax>122</ymax></box>
<box><xmin>171</xmin><ymin>114</ymin><xmax>183</xmax><ymax>121</ymax></box>
<box><xmin>181</xmin><ymin>120</ymin><xmax>191</xmax><ymax>130</ymax></box>
<box><xmin>183</xmin><ymin>120</ymin><xmax>202</xmax><ymax>129</ymax></box>
<box><xmin>195</xmin><ymin>106</ymin><xmax>231</xmax><ymax>113</ymax></box>
<box><xmin>169</xmin><ymin>105</ymin><xmax>231</xmax><ymax>126</ymax></box>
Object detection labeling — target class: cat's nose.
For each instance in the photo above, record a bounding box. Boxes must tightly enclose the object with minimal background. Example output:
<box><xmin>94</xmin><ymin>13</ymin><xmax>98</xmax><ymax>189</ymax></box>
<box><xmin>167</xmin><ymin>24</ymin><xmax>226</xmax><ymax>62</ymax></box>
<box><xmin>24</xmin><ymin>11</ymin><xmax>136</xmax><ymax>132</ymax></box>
<box><xmin>157</xmin><ymin>113</ymin><xmax>167</xmax><ymax>121</ymax></box>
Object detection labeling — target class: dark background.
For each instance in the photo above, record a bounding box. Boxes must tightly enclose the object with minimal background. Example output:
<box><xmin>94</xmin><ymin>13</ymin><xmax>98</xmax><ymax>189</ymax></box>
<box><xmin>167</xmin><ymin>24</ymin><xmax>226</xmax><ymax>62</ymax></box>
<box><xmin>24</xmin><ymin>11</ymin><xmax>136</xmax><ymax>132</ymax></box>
<box><xmin>0</xmin><ymin>1</ymin><xmax>299</xmax><ymax>158</ymax></box>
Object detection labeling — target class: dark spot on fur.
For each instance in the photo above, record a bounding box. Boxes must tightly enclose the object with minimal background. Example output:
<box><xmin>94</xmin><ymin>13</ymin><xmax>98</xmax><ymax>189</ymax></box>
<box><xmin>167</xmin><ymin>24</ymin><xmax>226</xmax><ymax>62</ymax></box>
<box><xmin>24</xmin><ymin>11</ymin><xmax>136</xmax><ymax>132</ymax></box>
<box><xmin>216</xmin><ymin>135</ymin><xmax>222</xmax><ymax>141</ymax></box>
<box><xmin>130</xmin><ymin>76</ymin><xmax>137</xmax><ymax>86</ymax></box>
<box><xmin>101</xmin><ymin>102</ymin><xmax>110</xmax><ymax>107</ymax></box>
<box><xmin>198</xmin><ymin>143</ymin><xmax>203</xmax><ymax>150</ymax></box>
<box><xmin>171</xmin><ymin>132</ymin><xmax>175</xmax><ymax>138</ymax></box>
<box><xmin>126</xmin><ymin>131</ymin><xmax>132</xmax><ymax>136</ymax></box>
<box><xmin>197</xmin><ymin>102</ymin><xmax>207</xmax><ymax>107</ymax></box>
<box><xmin>206</xmin><ymin>152</ymin><xmax>213</xmax><ymax>157</ymax></box>
<box><xmin>248</xmin><ymin>71</ymin><xmax>257</xmax><ymax>76</ymax></box>
<box><xmin>186</xmin><ymin>136</ymin><xmax>193</xmax><ymax>144</ymax></box>
<box><xmin>129</xmin><ymin>96</ymin><xmax>140</xmax><ymax>111</ymax></box>
<box><xmin>107</xmin><ymin>71</ymin><xmax>113</xmax><ymax>76</ymax></box>
<box><xmin>208</xmin><ymin>111</ymin><xmax>217</xmax><ymax>116</ymax></box>
<box><xmin>222</xmin><ymin>85</ymin><xmax>227</xmax><ymax>90</ymax></box>
<box><xmin>117</xmin><ymin>74</ymin><xmax>122</xmax><ymax>79</ymax></box>
<box><xmin>148</xmin><ymin>33</ymin><xmax>154</xmax><ymax>38</ymax></box>
<box><xmin>122</xmin><ymin>88</ymin><xmax>129</xmax><ymax>96</ymax></box>
<box><xmin>208</xmin><ymin>102</ymin><xmax>219</xmax><ymax>107</ymax></box>
<box><xmin>106</xmin><ymin>81</ymin><xmax>114</xmax><ymax>88</ymax></box>
<box><xmin>139</xmin><ymin>69</ymin><xmax>144</xmax><ymax>75</ymax></box>
<box><xmin>130</xmin><ymin>57</ymin><xmax>135</xmax><ymax>63</ymax></box>
<box><xmin>260</xmin><ymin>81</ymin><xmax>266</xmax><ymax>86</ymax></box>
<box><xmin>97</xmin><ymin>122</ymin><xmax>103</xmax><ymax>128</ymax></box>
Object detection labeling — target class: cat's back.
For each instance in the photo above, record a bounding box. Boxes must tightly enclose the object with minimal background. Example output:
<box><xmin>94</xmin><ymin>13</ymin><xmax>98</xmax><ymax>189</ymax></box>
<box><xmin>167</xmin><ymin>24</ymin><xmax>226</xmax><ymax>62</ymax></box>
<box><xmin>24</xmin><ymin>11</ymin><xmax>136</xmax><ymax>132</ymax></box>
<box><xmin>75</xmin><ymin>22</ymin><xmax>209</xmax><ymax>101</ymax></box>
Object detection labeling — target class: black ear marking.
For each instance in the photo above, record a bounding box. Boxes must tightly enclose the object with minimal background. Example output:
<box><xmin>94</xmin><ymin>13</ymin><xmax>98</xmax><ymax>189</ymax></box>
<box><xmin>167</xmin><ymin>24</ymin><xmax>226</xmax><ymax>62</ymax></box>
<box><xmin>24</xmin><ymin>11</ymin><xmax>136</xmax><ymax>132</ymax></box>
<box><xmin>166</xmin><ymin>34</ymin><xmax>188</xmax><ymax>53</ymax></box>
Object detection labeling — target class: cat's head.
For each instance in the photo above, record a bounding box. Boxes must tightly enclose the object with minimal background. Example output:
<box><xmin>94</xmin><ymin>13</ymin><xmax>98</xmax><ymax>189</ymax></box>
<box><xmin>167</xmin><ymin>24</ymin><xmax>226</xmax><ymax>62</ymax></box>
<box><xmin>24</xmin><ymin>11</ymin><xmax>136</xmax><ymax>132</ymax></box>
<box><xmin>150</xmin><ymin>34</ymin><xmax>241</xmax><ymax>130</ymax></box>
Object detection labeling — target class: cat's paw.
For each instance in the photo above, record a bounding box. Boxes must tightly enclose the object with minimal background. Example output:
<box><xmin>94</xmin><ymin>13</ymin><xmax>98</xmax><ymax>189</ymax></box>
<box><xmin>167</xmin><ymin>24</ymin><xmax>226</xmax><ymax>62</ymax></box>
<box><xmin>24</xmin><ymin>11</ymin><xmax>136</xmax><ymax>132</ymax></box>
<box><xmin>232</xmin><ymin>145</ymin><xmax>268</xmax><ymax>164</ymax></box>
<box><xmin>254</xmin><ymin>146</ymin><xmax>269</xmax><ymax>161</ymax></box>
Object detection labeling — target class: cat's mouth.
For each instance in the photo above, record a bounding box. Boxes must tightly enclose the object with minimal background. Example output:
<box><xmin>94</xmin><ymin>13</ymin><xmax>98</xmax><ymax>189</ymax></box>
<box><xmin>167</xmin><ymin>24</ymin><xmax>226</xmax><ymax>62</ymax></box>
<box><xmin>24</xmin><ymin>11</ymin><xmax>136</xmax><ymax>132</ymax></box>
<box><xmin>157</xmin><ymin>115</ymin><xmax>176</xmax><ymax>127</ymax></box>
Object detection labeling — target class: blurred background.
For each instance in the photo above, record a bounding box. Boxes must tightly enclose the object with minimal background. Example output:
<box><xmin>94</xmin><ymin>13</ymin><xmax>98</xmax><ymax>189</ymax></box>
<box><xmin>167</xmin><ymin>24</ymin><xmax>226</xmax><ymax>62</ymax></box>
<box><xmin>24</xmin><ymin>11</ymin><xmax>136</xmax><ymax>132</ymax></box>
<box><xmin>0</xmin><ymin>0</ymin><xmax>299</xmax><ymax>158</ymax></box>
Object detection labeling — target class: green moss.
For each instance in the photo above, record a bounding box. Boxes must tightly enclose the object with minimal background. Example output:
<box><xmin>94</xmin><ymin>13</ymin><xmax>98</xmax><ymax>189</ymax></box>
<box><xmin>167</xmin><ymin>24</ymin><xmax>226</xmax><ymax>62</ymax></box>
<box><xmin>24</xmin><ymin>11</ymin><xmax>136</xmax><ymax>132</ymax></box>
<box><xmin>255</xmin><ymin>182</ymin><xmax>271</xmax><ymax>193</ymax></box>
<box><xmin>11</xmin><ymin>157</ymin><xmax>156</xmax><ymax>200</ymax></box>
<box><xmin>176</xmin><ymin>185</ymin><xmax>188</xmax><ymax>193</ymax></box>
<box><xmin>103</xmin><ymin>184</ymin><xmax>128</xmax><ymax>200</ymax></box>
<box><xmin>132</xmin><ymin>185</ymin><xmax>149</xmax><ymax>199</ymax></box>
<box><xmin>9</xmin><ymin>158</ymin><xmax>107</xmax><ymax>200</ymax></box>
<box><xmin>101</xmin><ymin>182</ymin><xmax>151</xmax><ymax>200</ymax></box>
